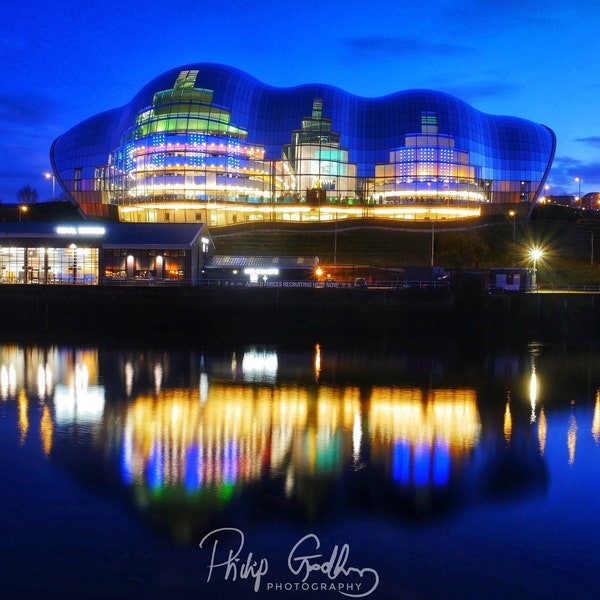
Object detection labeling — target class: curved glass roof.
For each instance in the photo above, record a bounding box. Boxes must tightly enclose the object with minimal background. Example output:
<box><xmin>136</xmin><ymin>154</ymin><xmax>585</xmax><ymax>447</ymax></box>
<box><xmin>51</xmin><ymin>63</ymin><xmax>555</xmax><ymax>221</ymax></box>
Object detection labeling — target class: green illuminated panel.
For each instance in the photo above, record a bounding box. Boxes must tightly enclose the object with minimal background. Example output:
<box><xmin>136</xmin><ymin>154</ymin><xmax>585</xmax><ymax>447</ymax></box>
<box><xmin>129</xmin><ymin>71</ymin><xmax>248</xmax><ymax>139</ymax></box>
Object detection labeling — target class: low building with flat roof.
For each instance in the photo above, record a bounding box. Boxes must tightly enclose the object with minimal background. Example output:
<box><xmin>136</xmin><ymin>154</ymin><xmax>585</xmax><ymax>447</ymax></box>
<box><xmin>202</xmin><ymin>255</ymin><xmax>319</xmax><ymax>285</ymax></box>
<box><xmin>0</xmin><ymin>222</ymin><xmax>214</xmax><ymax>285</ymax></box>
<box><xmin>488</xmin><ymin>267</ymin><xmax>535</xmax><ymax>292</ymax></box>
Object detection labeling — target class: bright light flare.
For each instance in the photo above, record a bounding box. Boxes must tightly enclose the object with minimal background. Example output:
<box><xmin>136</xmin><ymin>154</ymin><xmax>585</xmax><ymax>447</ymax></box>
<box><xmin>530</xmin><ymin>248</ymin><xmax>543</xmax><ymax>262</ymax></box>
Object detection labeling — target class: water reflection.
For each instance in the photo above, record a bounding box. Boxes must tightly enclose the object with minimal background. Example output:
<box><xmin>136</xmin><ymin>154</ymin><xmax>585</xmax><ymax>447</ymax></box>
<box><xmin>593</xmin><ymin>392</ymin><xmax>600</xmax><ymax>443</ymax></box>
<box><xmin>4</xmin><ymin>342</ymin><xmax>600</xmax><ymax>546</ymax></box>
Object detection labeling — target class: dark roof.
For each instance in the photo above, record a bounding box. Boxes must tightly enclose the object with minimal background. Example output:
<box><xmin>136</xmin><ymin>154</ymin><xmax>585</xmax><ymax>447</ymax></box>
<box><xmin>102</xmin><ymin>223</ymin><xmax>207</xmax><ymax>248</ymax></box>
<box><xmin>0</xmin><ymin>222</ymin><xmax>72</xmax><ymax>238</ymax></box>
<box><xmin>0</xmin><ymin>221</ymin><xmax>210</xmax><ymax>249</ymax></box>
<box><xmin>206</xmin><ymin>255</ymin><xmax>318</xmax><ymax>269</ymax></box>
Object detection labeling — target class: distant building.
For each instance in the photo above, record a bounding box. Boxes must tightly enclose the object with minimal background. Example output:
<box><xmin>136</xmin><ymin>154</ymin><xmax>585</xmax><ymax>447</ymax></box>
<box><xmin>541</xmin><ymin>193</ymin><xmax>600</xmax><ymax>210</ymax></box>
<box><xmin>582</xmin><ymin>193</ymin><xmax>600</xmax><ymax>211</ymax></box>
<box><xmin>488</xmin><ymin>268</ymin><xmax>535</xmax><ymax>292</ymax></box>
<box><xmin>543</xmin><ymin>195</ymin><xmax>578</xmax><ymax>208</ymax></box>
<box><xmin>202</xmin><ymin>255</ymin><xmax>319</xmax><ymax>285</ymax></box>
<box><xmin>50</xmin><ymin>65</ymin><xmax>555</xmax><ymax>225</ymax></box>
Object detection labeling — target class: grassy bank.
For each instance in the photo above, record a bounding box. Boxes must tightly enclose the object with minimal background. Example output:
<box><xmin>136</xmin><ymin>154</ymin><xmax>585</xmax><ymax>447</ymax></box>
<box><xmin>6</xmin><ymin>201</ymin><xmax>600</xmax><ymax>285</ymax></box>
<box><xmin>211</xmin><ymin>206</ymin><xmax>600</xmax><ymax>285</ymax></box>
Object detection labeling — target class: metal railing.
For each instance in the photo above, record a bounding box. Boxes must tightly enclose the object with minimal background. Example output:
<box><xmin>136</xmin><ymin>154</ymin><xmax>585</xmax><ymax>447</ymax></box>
<box><xmin>487</xmin><ymin>283</ymin><xmax>600</xmax><ymax>293</ymax></box>
<box><xmin>197</xmin><ymin>279</ymin><xmax>450</xmax><ymax>289</ymax></box>
<box><xmin>1</xmin><ymin>276</ymin><xmax>452</xmax><ymax>290</ymax></box>
<box><xmin>538</xmin><ymin>283</ymin><xmax>600</xmax><ymax>293</ymax></box>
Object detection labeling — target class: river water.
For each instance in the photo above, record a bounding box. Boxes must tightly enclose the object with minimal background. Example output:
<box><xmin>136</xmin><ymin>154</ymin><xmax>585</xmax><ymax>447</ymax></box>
<box><xmin>1</xmin><ymin>338</ymin><xmax>600</xmax><ymax>599</ymax></box>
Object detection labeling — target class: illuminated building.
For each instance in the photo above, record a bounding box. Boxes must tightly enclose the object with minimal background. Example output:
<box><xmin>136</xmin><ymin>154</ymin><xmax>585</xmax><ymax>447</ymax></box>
<box><xmin>0</xmin><ymin>222</ymin><xmax>213</xmax><ymax>284</ymax></box>
<box><xmin>51</xmin><ymin>65</ymin><xmax>555</xmax><ymax>224</ymax></box>
<box><xmin>202</xmin><ymin>255</ymin><xmax>319</xmax><ymax>284</ymax></box>
<box><xmin>0</xmin><ymin>221</ymin><xmax>323</xmax><ymax>286</ymax></box>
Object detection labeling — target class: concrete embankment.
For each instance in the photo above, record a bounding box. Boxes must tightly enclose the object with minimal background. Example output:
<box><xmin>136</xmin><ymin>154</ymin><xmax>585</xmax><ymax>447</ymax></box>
<box><xmin>0</xmin><ymin>285</ymin><xmax>598</xmax><ymax>345</ymax></box>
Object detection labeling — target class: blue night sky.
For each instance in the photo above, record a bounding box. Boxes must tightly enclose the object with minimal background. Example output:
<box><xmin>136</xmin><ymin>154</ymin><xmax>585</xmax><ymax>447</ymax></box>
<box><xmin>1</xmin><ymin>0</ymin><xmax>599</xmax><ymax>203</ymax></box>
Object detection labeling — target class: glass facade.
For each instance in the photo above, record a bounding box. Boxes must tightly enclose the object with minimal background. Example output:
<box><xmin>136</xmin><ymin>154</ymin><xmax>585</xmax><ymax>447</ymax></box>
<box><xmin>51</xmin><ymin>64</ymin><xmax>556</xmax><ymax>224</ymax></box>
<box><xmin>103</xmin><ymin>249</ymin><xmax>187</xmax><ymax>281</ymax></box>
<box><xmin>0</xmin><ymin>247</ymin><xmax>98</xmax><ymax>284</ymax></box>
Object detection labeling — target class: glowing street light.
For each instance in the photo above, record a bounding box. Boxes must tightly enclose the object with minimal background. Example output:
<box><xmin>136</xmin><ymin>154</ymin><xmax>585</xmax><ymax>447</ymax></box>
<box><xmin>530</xmin><ymin>247</ymin><xmax>543</xmax><ymax>290</ymax></box>
<box><xmin>539</xmin><ymin>184</ymin><xmax>550</xmax><ymax>204</ymax></box>
<box><xmin>43</xmin><ymin>171</ymin><xmax>56</xmax><ymax>201</ymax></box>
<box><xmin>18</xmin><ymin>205</ymin><xmax>28</xmax><ymax>222</ymax></box>
<box><xmin>574</xmin><ymin>177</ymin><xmax>582</xmax><ymax>206</ymax></box>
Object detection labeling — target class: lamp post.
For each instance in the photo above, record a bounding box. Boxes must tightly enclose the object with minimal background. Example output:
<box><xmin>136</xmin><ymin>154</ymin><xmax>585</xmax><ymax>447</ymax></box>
<box><xmin>575</xmin><ymin>177</ymin><xmax>581</xmax><ymax>207</ymax></box>
<box><xmin>43</xmin><ymin>171</ymin><xmax>56</xmax><ymax>201</ymax></box>
<box><xmin>334</xmin><ymin>217</ymin><xmax>338</xmax><ymax>265</ymax></box>
<box><xmin>18</xmin><ymin>205</ymin><xmax>28</xmax><ymax>222</ymax></box>
<box><xmin>509</xmin><ymin>210</ymin><xmax>516</xmax><ymax>266</ymax></box>
<box><xmin>530</xmin><ymin>248</ymin><xmax>543</xmax><ymax>291</ymax></box>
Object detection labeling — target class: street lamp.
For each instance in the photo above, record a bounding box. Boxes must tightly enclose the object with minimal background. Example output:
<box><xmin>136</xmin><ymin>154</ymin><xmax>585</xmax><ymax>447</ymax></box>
<box><xmin>530</xmin><ymin>247</ymin><xmax>543</xmax><ymax>291</ymax></box>
<box><xmin>43</xmin><ymin>171</ymin><xmax>56</xmax><ymax>201</ymax></box>
<box><xmin>18</xmin><ymin>205</ymin><xmax>28</xmax><ymax>222</ymax></box>
<box><xmin>574</xmin><ymin>177</ymin><xmax>581</xmax><ymax>206</ymax></box>
<box><xmin>508</xmin><ymin>209</ymin><xmax>516</xmax><ymax>266</ymax></box>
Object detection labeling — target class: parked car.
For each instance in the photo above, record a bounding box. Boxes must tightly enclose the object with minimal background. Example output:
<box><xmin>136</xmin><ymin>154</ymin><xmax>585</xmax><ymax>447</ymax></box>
<box><xmin>354</xmin><ymin>277</ymin><xmax>368</xmax><ymax>289</ymax></box>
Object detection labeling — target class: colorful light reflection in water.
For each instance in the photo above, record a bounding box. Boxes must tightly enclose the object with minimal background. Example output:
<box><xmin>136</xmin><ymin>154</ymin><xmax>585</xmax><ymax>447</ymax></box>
<box><xmin>3</xmin><ymin>343</ymin><xmax>600</xmax><ymax>599</ymax></box>
<box><xmin>2</xmin><ymin>342</ymin><xmax>600</xmax><ymax>535</ymax></box>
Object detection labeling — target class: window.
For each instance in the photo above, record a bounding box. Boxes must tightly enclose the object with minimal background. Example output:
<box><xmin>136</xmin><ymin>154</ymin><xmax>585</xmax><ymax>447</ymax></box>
<box><xmin>74</xmin><ymin>168</ymin><xmax>83</xmax><ymax>191</ymax></box>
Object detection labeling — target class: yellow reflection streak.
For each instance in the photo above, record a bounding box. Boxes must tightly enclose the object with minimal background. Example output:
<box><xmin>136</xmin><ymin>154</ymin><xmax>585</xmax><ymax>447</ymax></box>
<box><xmin>503</xmin><ymin>398</ymin><xmax>512</xmax><ymax>447</ymax></box>
<box><xmin>314</xmin><ymin>344</ymin><xmax>321</xmax><ymax>383</ymax></box>
<box><xmin>537</xmin><ymin>408</ymin><xmax>547</xmax><ymax>456</ymax></box>
<box><xmin>37</xmin><ymin>363</ymin><xmax>53</xmax><ymax>400</ymax></box>
<box><xmin>592</xmin><ymin>391</ymin><xmax>600</xmax><ymax>444</ymax></box>
<box><xmin>0</xmin><ymin>363</ymin><xmax>17</xmax><ymax>399</ymax></box>
<box><xmin>154</xmin><ymin>362</ymin><xmax>163</xmax><ymax>395</ymax></box>
<box><xmin>125</xmin><ymin>362</ymin><xmax>134</xmax><ymax>397</ymax></box>
<box><xmin>352</xmin><ymin>410</ymin><xmax>362</xmax><ymax>467</ymax></box>
<box><xmin>530</xmin><ymin>368</ymin><xmax>538</xmax><ymax>424</ymax></box>
<box><xmin>18</xmin><ymin>389</ymin><xmax>29</xmax><ymax>445</ymax></box>
<box><xmin>40</xmin><ymin>405</ymin><xmax>53</xmax><ymax>456</ymax></box>
<box><xmin>568</xmin><ymin>413</ymin><xmax>577</xmax><ymax>466</ymax></box>
<box><xmin>0</xmin><ymin>364</ymin><xmax>7</xmax><ymax>399</ymax></box>
<box><xmin>369</xmin><ymin>388</ymin><xmax>480</xmax><ymax>449</ymax></box>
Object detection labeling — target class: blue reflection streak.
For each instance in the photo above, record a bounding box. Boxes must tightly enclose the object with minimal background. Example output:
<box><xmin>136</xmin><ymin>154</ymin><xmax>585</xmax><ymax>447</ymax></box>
<box><xmin>433</xmin><ymin>439</ymin><xmax>450</xmax><ymax>486</ymax></box>
<box><xmin>148</xmin><ymin>442</ymin><xmax>163</xmax><ymax>491</ymax></box>
<box><xmin>223</xmin><ymin>440</ymin><xmax>239</xmax><ymax>484</ymax></box>
<box><xmin>413</xmin><ymin>443</ymin><xmax>430</xmax><ymax>485</ymax></box>
<box><xmin>185</xmin><ymin>444</ymin><xmax>203</xmax><ymax>492</ymax></box>
<box><xmin>393</xmin><ymin>440</ymin><xmax>411</xmax><ymax>484</ymax></box>
<box><xmin>120</xmin><ymin>441</ymin><xmax>133</xmax><ymax>486</ymax></box>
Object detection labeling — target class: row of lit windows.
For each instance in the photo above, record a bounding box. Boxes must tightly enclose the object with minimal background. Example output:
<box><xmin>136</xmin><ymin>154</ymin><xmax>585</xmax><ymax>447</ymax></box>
<box><xmin>0</xmin><ymin>247</ymin><xmax>99</xmax><ymax>284</ymax></box>
<box><xmin>63</xmin><ymin>141</ymin><xmax>552</xmax><ymax>186</ymax></box>
<box><xmin>56</xmin><ymin>120</ymin><xmax>548</xmax><ymax>172</ymax></box>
